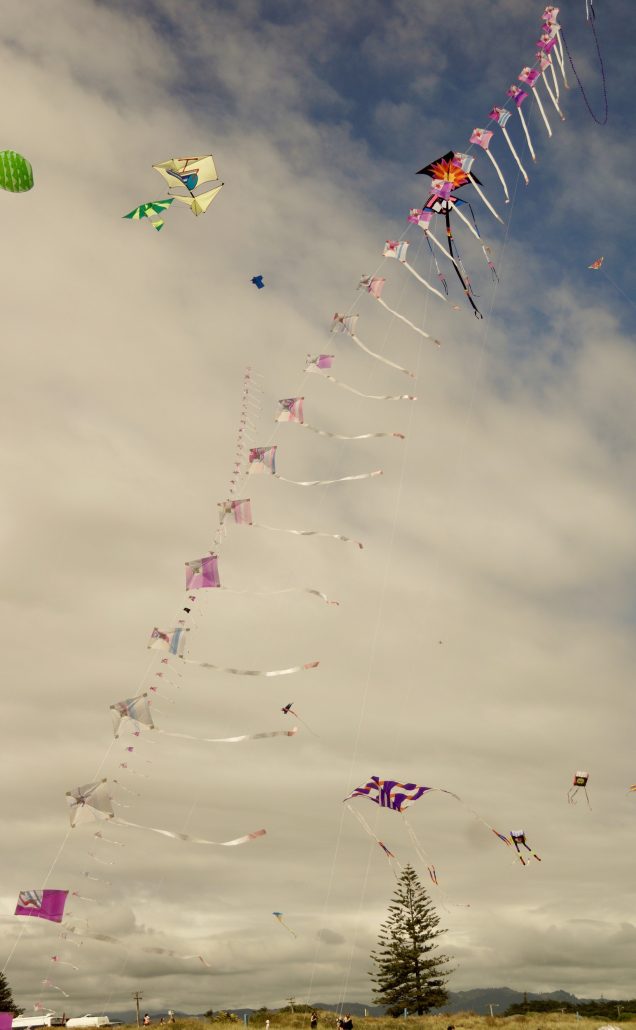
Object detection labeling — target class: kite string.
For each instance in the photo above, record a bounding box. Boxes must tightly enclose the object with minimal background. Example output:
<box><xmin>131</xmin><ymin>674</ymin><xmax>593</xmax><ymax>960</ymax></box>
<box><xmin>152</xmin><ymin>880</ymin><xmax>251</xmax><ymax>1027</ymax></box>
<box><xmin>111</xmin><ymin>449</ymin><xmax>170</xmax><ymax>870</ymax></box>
<box><xmin>560</xmin><ymin>22</ymin><xmax>608</xmax><ymax>125</ymax></box>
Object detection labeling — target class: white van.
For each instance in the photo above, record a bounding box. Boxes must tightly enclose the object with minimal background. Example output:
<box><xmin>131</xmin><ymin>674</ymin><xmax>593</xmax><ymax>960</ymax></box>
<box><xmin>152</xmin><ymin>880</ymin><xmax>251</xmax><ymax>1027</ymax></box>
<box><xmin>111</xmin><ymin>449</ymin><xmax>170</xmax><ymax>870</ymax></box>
<box><xmin>66</xmin><ymin>1018</ymin><xmax>112</xmax><ymax>1028</ymax></box>
<box><xmin>13</xmin><ymin>1018</ymin><xmax>65</xmax><ymax>1029</ymax></box>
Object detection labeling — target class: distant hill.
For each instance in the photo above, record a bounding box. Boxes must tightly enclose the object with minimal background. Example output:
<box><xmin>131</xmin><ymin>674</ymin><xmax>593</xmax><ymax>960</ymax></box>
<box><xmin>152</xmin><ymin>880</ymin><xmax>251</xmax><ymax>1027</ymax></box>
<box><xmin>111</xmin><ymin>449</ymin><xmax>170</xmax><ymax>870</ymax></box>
<box><xmin>105</xmin><ymin>990</ymin><xmax>589</xmax><ymax>1023</ymax></box>
<box><xmin>436</xmin><ymin>989</ymin><xmax>582</xmax><ymax>1015</ymax></box>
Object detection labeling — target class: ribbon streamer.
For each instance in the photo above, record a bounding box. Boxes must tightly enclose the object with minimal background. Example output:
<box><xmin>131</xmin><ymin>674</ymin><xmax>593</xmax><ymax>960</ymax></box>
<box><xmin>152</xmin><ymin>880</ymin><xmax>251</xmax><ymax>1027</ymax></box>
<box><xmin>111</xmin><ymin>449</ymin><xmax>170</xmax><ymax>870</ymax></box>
<box><xmin>308</xmin><ymin>366</ymin><xmax>416</xmax><ymax>401</ymax></box>
<box><xmin>156</xmin><ymin>726</ymin><xmax>298</xmax><ymax>745</ymax></box>
<box><xmin>295</xmin><ymin>423</ymin><xmax>404</xmax><ymax>442</ymax></box>
<box><xmin>180</xmin><ymin>656</ymin><xmax>320</xmax><ymax>677</ymax></box>
<box><xmin>274</xmin><ymin>470</ymin><xmax>383</xmax><ymax>487</ymax></box>
<box><xmin>255</xmin><ymin>521</ymin><xmax>364</xmax><ymax>549</ymax></box>
<box><xmin>402</xmin><ymin>261</ymin><xmax>448</xmax><ymax>302</ymax></box>
<box><xmin>116</xmin><ymin>819</ymin><xmax>266</xmax><ymax>847</ymax></box>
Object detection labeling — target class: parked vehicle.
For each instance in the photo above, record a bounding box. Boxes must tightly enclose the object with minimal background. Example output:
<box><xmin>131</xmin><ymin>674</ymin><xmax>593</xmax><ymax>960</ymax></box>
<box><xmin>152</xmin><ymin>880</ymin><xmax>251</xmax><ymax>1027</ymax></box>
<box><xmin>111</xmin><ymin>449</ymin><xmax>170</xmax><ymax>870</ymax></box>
<box><xmin>13</xmin><ymin>1018</ymin><xmax>65</xmax><ymax>1029</ymax></box>
<box><xmin>66</xmin><ymin>1018</ymin><xmax>113</xmax><ymax>1028</ymax></box>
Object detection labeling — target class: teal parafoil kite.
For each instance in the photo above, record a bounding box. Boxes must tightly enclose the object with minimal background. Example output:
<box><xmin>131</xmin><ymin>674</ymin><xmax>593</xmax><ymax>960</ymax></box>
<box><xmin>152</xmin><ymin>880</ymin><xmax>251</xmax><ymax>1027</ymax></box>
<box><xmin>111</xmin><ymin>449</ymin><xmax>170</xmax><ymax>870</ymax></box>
<box><xmin>0</xmin><ymin>151</ymin><xmax>34</xmax><ymax>193</ymax></box>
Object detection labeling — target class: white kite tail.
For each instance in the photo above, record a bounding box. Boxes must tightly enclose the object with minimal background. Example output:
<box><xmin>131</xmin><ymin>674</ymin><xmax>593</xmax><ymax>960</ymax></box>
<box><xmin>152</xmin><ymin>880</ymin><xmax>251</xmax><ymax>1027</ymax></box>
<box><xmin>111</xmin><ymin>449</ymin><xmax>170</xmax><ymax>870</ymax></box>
<box><xmin>254</xmin><ymin>520</ymin><xmax>365</xmax><ymax>548</ymax></box>
<box><xmin>484</xmin><ymin>148</ymin><xmax>510</xmax><ymax>203</ymax></box>
<box><xmin>275</xmin><ymin>469</ymin><xmax>384</xmax><ymax>486</ymax></box>
<box><xmin>116</xmin><ymin>818</ymin><xmax>267</xmax><ymax>846</ymax></box>
<box><xmin>554</xmin><ymin>31</ymin><xmax>569</xmax><ymax>88</ymax></box>
<box><xmin>514</xmin><ymin>109</ymin><xmax>536</xmax><ymax>165</ymax></box>
<box><xmin>467</xmin><ymin>173</ymin><xmax>504</xmax><ymax>224</ymax></box>
<box><xmin>222</xmin><ymin>585</ymin><xmax>339</xmax><ymax>606</ymax></box>
<box><xmin>297</xmin><ymin>422</ymin><xmax>405</xmax><ymax>442</ymax></box>
<box><xmin>402</xmin><ymin>261</ymin><xmax>448</xmax><ymax>302</ymax></box>
<box><xmin>179</xmin><ymin>656</ymin><xmax>320</xmax><ymax>677</ymax></box>
<box><xmin>450</xmin><ymin>205</ymin><xmax>481</xmax><ymax>240</ymax></box>
<box><xmin>349</xmin><ymin>331</ymin><xmax>415</xmax><ymax>378</ymax></box>
<box><xmin>376</xmin><ymin>296</ymin><xmax>440</xmax><ymax>345</ymax></box>
<box><xmin>541</xmin><ymin>67</ymin><xmax>566</xmax><ymax>119</ymax></box>
<box><xmin>156</xmin><ymin>726</ymin><xmax>299</xmax><ymax>744</ymax></box>
<box><xmin>500</xmin><ymin>121</ymin><xmax>531</xmax><ymax>180</ymax></box>
<box><xmin>309</xmin><ymin>367</ymin><xmax>416</xmax><ymax>401</ymax></box>
<box><xmin>532</xmin><ymin>84</ymin><xmax>553</xmax><ymax>136</ymax></box>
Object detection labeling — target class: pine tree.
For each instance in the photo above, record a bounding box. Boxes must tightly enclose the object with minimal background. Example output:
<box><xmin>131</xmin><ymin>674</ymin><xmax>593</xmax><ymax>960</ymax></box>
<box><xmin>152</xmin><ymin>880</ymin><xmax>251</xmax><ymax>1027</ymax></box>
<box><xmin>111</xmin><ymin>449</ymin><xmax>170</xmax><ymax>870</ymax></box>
<box><xmin>0</xmin><ymin>971</ymin><xmax>22</xmax><ymax>1014</ymax></box>
<box><xmin>369</xmin><ymin>864</ymin><xmax>452</xmax><ymax>1016</ymax></box>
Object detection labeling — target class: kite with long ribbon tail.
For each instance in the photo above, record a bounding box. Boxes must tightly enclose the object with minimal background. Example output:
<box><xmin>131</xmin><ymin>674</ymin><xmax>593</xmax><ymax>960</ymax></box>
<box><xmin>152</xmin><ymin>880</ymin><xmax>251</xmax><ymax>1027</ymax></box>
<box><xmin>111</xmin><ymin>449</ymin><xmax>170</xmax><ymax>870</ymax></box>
<box><xmin>488</xmin><ymin>105</ymin><xmax>533</xmax><ymax>177</ymax></box>
<box><xmin>273</xmin><ymin>912</ymin><xmax>297</xmax><ymax>938</ymax></box>
<box><xmin>331</xmin><ymin>312</ymin><xmax>415</xmax><ymax>377</ymax></box>
<box><xmin>567</xmin><ymin>771</ymin><xmax>591</xmax><ymax>809</ymax></box>
<box><xmin>248</xmin><ymin>445</ymin><xmax>383</xmax><ymax>486</ymax></box>
<box><xmin>111</xmin><ymin>692</ymin><xmax>300</xmax><ymax>745</ymax></box>
<box><xmin>357</xmin><ymin>275</ymin><xmax>442</xmax><ymax>346</ymax></box>
<box><xmin>219</xmin><ymin>496</ymin><xmax>365</xmax><ymax>549</ymax></box>
<box><xmin>344</xmin><ymin>782</ymin><xmax>469</xmax><ymax>907</ymax></box>
<box><xmin>63</xmin><ymin>926</ymin><xmax>209</xmax><ymax>965</ymax></box>
<box><xmin>50</xmin><ymin>956</ymin><xmax>79</xmax><ymax>972</ymax></box>
<box><xmin>518</xmin><ymin>66</ymin><xmax>554</xmax><ymax>137</ymax></box>
<box><xmin>184</xmin><ymin>551</ymin><xmax>339</xmax><ymax>606</ymax></box>
<box><xmin>381</xmin><ymin>240</ymin><xmax>448</xmax><ymax>306</ymax></box>
<box><xmin>66</xmin><ymin>779</ymin><xmax>266</xmax><ymax>847</ymax></box>
<box><xmin>275</xmin><ymin>396</ymin><xmax>405</xmax><ymax>441</ymax></box>
<box><xmin>469</xmin><ymin>127</ymin><xmax>518</xmax><ymax>197</ymax></box>
<box><xmin>306</xmin><ymin>354</ymin><xmax>416</xmax><ymax>402</ymax></box>
<box><xmin>281</xmin><ymin>701</ymin><xmax>318</xmax><ymax>737</ymax></box>
<box><xmin>40</xmin><ymin>981</ymin><xmax>68</xmax><ymax>999</ymax></box>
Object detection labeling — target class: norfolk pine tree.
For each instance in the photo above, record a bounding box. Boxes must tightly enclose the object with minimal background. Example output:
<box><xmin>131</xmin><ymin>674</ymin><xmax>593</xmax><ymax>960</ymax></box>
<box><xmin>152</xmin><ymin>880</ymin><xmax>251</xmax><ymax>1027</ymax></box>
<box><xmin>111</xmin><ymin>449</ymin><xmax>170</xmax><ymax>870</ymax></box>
<box><xmin>0</xmin><ymin>971</ymin><xmax>22</xmax><ymax>1014</ymax></box>
<box><xmin>369</xmin><ymin>864</ymin><xmax>452</xmax><ymax>1016</ymax></box>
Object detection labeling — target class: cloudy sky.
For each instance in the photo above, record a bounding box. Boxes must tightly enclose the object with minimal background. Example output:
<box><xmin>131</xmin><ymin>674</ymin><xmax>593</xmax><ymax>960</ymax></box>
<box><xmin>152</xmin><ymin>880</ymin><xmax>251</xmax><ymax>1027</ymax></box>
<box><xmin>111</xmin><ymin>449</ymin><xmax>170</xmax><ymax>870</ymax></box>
<box><xmin>1</xmin><ymin>0</ymin><xmax>635</xmax><ymax>1018</ymax></box>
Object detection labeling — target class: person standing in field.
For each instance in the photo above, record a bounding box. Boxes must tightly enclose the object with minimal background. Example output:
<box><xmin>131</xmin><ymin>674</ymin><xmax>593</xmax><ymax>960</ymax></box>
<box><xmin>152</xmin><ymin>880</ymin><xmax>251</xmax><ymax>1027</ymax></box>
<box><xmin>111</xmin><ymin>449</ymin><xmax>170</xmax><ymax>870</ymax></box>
<box><xmin>310</xmin><ymin>1013</ymin><xmax>318</xmax><ymax>1030</ymax></box>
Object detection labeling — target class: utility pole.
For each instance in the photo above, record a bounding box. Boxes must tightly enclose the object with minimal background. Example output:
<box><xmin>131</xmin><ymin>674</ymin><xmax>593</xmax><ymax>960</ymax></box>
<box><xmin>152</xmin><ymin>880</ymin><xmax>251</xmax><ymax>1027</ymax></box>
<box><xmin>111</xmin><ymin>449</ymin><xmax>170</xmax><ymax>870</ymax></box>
<box><xmin>133</xmin><ymin>992</ymin><xmax>143</xmax><ymax>1028</ymax></box>
<box><xmin>489</xmin><ymin>1005</ymin><xmax>499</xmax><ymax>1019</ymax></box>
<box><xmin>286</xmin><ymin>999</ymin><xmax>296</xmax><ymax>1014</ymax></box>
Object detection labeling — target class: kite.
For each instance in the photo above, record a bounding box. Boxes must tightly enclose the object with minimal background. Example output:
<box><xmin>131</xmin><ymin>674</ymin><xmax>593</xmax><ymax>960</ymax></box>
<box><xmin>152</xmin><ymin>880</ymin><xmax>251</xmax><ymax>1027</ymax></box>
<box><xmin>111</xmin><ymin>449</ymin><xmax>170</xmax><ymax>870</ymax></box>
<box><xmin>184</xmin><ymin>537</ymin><xmax>337</xmax><ymax>605</ymax></box>
<box><xmin>152</xmin><ymin>155</ymin><xmax>224</xmax><ymax>216</ymax></box>
<box><xmin>122</xmin><ymin>199</ymin><xmax>174</xmax><ymax>231</ymax></box>
<box><xmin>510</xmin><ymin>830</ymin><xmax>541</xmax><ymax>865</ymax></box>
<box><xmin>382</xmin><ymin>239</ymin><xmax>448</xmax><ymax>306</ymax></box>
<box><xmin>110</xmin><ymin>694</ymin><xmax>154</xmax><ymax>737</ymax></box>
<box><xmin>567</xmin><ymin>771</ymin><xmax>591</xmax><ymax>809</ymax></box>
<box><xmin>248</xmin><ymin>444</ymin><xmax>383</xmax><ymax>486</ymax></box>
<box><xmin>331</xmin><ymin>312</ymin><xmax>415</xmax><ymax>377</ymax></box>
<box><xmin>275</xmin><ymin>396</ymin><xmax>405</xmax><ymax>441</ymax></box>
<box><xmin>41</xmin><ymin>981</ymin><xmax>69</xmax><ymax>999</ymax></box>
<box><xmin>273</xmin><ymin>912</ymin><xmax>297</xmax><ymax>938</ymax></box>
<box><xmin>0</xmin><ymin>150</ymin><xmax>33</xmax><ymax>193</ymax></box>
<box><xmin>357</xmin><ymin>275</ymin><xmax>441</xmax><ymax>346</ymax></box>
<box><xmin>50</xmin><ymin>955</ymin><xmax>79</xmax><ymax>971</ymax></box>
<box><xmin>345</xmin><ymin>776</ymin><xmax>521</xmax><ymax>883</ymax></box>
<box><xmin>62</xmin><ymin>926</ymin><xmax>209</xmax><ymax>966</ymax></box>
<box><xmin>589</xmin><ymin>256</ymin><xmax>604</xmax><ymax>269</ymax></box>
<box><xmin>517</xmin><ymin>66</ymin><xmax>554</xmax><ymax>138</ymax></box>
<box><xmin>344</xmin><ymin>776</ymin><xmax>443</xmax><ymax>811</ymax></box>
<box><xmin>185</xmin><ymin>554</ymin><xmax>221</xmax><ymax>589</ymax></box>
<box><xmin>66</xmin><ymin>778</ymin><xmax>266</xmax><ymax>846</ymax></box>
<box><xmin>468</xmin><ymin>124</ymin><xmax>512</xmax><ymax>199</ymax></box>
<box><xmin>111</xmin><ymin>693</ymin><xmax>299</xmax><ymax>745</ymax></box>
<box><xmin>483</xmin><ymin>107</ymin><xmax>531</xmax><ymax>185</ymax></box>
<box><xmin>15</xmin><ymin>890</ymin><xmax>68</xmax><ymax>923</ymax></box>
<box><xmin>281</xmin><ymin>701</ymin><xmax>318</xmax><ymax>736</ymax></box>
<box><xmin>251</xmin><ymin>275</ymin><xmax>265</xmax><ymax>289</ymax></box>
<box><xmin>148</xmin><ymin>623</ymin><xmax>188</xmax><ymax>656</ymax></box>
<box><xmin>306</xmin><ymin>352</ymin><xmax>416</xmax><ymax>402</ymax></box>
<box><xmin>219</xmin><ymin>496</ymin><xmax>364</xmax><ymax>548</ymax></box>
<box><xmin>416</xmin><ymin>153</ymin><xmax>501</xmax><ymax>317</ymax></box>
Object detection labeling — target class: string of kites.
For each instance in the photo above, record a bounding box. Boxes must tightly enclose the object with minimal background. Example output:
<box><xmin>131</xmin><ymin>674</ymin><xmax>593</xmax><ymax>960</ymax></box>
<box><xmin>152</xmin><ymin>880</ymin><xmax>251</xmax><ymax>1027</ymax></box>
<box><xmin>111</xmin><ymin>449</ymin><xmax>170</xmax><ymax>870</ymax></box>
<box><xmin>0</xmin><ymin>2</ymin><xmax>626</xmax><ymax>1017</ymax></box>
